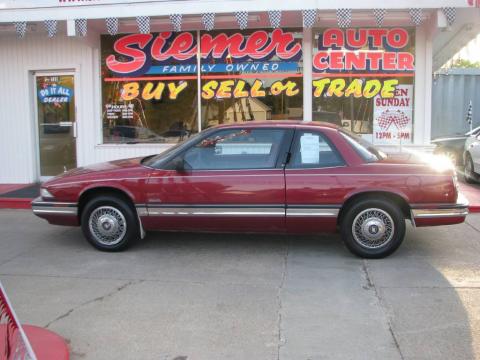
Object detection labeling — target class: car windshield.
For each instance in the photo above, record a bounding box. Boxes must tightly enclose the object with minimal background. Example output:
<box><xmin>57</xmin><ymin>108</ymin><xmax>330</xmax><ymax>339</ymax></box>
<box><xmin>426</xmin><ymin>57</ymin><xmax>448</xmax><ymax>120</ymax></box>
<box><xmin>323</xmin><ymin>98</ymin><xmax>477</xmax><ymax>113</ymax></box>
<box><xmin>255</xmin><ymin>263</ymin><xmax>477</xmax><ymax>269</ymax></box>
<box><xmin>339</xmin><ymin>130</ymin><xmax>386</xmax><ymax>163</ymax></box>
<box><xmin>141</xmin><ymin>131</ymin><xmax>206</xmax><ymax>167</ymax></box>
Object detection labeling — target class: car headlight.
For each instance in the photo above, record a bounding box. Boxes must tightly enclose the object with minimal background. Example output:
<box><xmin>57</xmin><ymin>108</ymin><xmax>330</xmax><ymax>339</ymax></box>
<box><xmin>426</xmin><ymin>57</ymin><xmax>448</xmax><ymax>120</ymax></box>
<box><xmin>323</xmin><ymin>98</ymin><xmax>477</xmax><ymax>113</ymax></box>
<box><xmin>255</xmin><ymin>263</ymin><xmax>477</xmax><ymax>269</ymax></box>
<box><xmin>40</xmin><ymin>188</ymin><xmax>54</xmax><ymax>199</ymax></box>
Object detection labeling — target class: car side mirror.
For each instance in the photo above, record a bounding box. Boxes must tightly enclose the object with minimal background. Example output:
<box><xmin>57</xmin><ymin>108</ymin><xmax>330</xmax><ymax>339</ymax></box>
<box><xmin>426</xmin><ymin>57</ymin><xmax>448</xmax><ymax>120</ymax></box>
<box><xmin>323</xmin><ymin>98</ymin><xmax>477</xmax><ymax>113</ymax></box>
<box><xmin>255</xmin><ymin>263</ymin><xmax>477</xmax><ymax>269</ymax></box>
<box><xmin>171</xmin><ymin>157</ymin><xmax>185</xmax><ymax>172</ymax></box>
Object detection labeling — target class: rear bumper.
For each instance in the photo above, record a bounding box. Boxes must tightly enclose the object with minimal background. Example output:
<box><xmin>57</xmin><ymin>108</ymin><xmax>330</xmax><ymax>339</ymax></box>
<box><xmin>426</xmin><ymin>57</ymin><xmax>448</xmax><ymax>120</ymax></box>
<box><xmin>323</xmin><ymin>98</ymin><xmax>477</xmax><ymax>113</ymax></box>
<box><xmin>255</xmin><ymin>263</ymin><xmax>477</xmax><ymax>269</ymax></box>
<box><xmin>31</xmin><ymin>197</ymin><xmax>79</xmax><ymax>226</ymax></box>
<box><xmin>411</xmin><ymin>193</ymin><xmax>469</xmax><ymax>227</ymax></box>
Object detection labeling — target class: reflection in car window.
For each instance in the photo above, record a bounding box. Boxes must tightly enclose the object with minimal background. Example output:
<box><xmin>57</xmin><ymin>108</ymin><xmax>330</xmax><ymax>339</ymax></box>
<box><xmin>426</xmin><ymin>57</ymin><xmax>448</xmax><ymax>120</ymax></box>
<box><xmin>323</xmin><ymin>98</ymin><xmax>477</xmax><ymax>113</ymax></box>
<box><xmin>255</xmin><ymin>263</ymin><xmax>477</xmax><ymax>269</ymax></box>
<box><xmin>340</xmin><ymin>130</ymin><xmax>386</xmax><ymax>163</ymax></box>
<box><xmin>142</xmin><ymin>131</ymin><xmax>205</xmax><ymax>167</ymax></box>
<box><xmin>181</xmin><ymin>128</ymin><xmax>285</xmax><ymax>170</ymax></box>
<box><xmin>289</xmin><ymin>131</ymin><xmax>344</xmax><ymax>169</ymax></box>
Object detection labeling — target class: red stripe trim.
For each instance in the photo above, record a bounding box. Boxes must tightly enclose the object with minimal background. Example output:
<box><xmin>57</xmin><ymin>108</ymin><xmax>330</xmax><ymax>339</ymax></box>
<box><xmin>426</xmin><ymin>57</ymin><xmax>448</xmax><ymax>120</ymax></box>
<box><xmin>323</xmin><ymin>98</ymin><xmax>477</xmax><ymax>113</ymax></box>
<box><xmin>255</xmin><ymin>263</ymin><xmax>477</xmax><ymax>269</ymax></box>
<box><xmin>104</xmin><ymin>75</ymin><xmax>198</xmax><ymax>82</ymax></box>
<box><xmin>201</xmin><ymin>73</ymin><xmax>302</xmax><ymax>79</ymax></box>
<box><xmin>105</xmin><ymin>73</ymin><xmax>302</xmax><ymax>82</ymax></box>
<box><xmin>313</xmin><ymin>73</ymin><xmax>415</xmax><ymax>78</ymax></box>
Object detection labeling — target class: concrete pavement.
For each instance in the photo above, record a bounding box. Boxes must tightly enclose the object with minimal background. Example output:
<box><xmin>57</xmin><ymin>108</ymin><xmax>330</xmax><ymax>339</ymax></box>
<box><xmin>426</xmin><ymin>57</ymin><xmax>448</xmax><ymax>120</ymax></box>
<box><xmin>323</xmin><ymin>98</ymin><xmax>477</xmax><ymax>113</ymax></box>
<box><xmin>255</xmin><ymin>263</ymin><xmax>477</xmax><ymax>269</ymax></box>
<box><xmin>1</xmin><ymin>210</ymin><xmax>480</xmax><ymax>359</ymax></box>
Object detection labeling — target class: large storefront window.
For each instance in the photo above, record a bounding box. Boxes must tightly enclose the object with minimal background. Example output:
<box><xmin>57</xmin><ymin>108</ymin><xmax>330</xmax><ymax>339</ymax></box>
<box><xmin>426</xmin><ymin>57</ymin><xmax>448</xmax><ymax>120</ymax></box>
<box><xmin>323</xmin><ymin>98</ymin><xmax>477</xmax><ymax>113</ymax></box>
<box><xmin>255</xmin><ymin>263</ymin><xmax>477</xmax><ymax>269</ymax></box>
<box><xmin>200</xmin><ymin>29</ymin><xmax>303</xmax><ymax>127</ymax></box>
<box><xmin>101</xmin><ymin>32</ymin><xmax>199</xmax><ymax>144</ymax></box>
<box><xmin>101</xmin><ymin>29</ymin><xmax>303</xmax><ymax>144</ymax></box>
<box><xmin>312</xmin><ymin>28</ymin><xmax>415</xmax><ymax>145</ymax></box>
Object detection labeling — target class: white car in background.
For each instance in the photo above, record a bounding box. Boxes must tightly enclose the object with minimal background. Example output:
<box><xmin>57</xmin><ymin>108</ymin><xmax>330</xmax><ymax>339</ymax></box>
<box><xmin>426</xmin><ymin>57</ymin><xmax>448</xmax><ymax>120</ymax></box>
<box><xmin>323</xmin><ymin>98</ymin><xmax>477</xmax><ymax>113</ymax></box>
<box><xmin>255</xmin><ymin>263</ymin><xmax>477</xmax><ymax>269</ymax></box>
<box><xmin>464</xmin><ymin>130</ymin><xmax>480</xmax><ymax>183</ymax></box>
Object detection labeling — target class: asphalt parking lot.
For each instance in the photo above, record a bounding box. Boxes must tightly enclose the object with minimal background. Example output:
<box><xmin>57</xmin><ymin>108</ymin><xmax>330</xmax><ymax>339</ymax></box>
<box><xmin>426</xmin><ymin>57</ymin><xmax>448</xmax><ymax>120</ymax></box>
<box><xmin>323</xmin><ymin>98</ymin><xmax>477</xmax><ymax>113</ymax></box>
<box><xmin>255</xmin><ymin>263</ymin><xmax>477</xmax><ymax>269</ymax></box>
<box><xmin>1</xmin><ymin>210</ymin><xmax>480</xmax><ymax>360</ymax></box>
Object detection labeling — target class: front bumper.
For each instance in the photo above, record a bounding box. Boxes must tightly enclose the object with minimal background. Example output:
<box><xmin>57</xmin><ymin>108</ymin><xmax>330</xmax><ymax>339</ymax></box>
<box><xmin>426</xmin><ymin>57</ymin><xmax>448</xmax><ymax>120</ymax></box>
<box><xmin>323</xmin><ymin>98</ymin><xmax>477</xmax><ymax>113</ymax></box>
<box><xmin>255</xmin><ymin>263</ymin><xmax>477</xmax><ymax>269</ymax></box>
<box><xmin>411</xmin><ymin>193</ymin><xmax>469</xmax><ymax>227</ymax></box>
<box><xmin>31</xmin><ymin>197</ymin><xmax>79</xmax><ymax>226</ymax></box>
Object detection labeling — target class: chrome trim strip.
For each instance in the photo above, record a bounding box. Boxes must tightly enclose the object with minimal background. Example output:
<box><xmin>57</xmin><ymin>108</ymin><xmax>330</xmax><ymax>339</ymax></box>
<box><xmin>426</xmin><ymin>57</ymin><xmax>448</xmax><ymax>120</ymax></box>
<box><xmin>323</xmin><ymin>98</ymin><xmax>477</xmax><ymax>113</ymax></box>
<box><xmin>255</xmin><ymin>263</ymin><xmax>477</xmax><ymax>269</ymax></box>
<box><xmin>32</xmin><ymin>206</ymin><xmax>77</xmax><ymax>215</ymax></box>
<box><xmin>286</xmin><ymin>208</ymin><xmax>339</xmax><ymax>217</ymax></box>
<box><xmin>135</xmin><ymin>206</ymin><xmax>149</xmax><ymax>217</ymax></box>
<box><xmin>146</xmin><ymin>205</ymin><xmax>341</xmax><ymax>218</ymax></box>
<box><xmin>148</xmin><ymin>207</ymin><xmax>285</xmax><ymax>217</ymax></box>
<box><xmin>412</xmin><ymin>208</ymin><xmax>469</xmax><ymax>219</ymax></box>
<box><xmin>32</xmin><ymin>201</ymin><xmax>77</xmax><ymax>207</ymax></box>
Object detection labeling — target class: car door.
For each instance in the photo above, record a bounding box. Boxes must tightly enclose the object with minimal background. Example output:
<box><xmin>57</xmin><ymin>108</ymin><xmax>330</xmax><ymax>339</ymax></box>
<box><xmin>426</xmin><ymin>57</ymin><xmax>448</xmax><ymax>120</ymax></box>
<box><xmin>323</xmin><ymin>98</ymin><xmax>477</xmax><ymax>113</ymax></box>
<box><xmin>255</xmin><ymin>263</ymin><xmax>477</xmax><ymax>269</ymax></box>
<box><xmin>144</xmin><ymin>127</ymin><xmax>293</xmax><ymax>233</ymax></box>
<box><xmin>285</xmin><ymin>129</ymin><xmax>347</xmax><ymax>234</ymax></box>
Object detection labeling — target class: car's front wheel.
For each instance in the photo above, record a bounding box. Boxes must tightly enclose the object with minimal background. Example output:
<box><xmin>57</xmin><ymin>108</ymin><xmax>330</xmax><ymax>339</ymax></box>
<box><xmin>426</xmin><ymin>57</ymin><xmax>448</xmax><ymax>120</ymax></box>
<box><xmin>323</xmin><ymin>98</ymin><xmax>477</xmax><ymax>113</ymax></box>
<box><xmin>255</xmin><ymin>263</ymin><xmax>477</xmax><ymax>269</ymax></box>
<box><xmin>340</xmin><ymin>198</ymin><xmax>406</xmax><ymax>258</ymax></box>
<box><xmin>81</xmin><ymin>195</ymin><xmax>139</xmax><ymax>251</ymax></box>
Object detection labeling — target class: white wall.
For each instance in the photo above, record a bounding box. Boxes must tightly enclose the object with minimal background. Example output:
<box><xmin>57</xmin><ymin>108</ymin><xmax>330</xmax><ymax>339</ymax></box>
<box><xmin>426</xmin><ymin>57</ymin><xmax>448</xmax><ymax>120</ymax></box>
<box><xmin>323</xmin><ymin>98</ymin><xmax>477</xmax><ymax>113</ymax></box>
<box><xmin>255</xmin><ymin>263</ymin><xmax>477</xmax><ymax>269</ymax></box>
<box><xmin>0</xmin><ymin>32</ymin><xmax>171</xmax><ymax>183</ymax></box>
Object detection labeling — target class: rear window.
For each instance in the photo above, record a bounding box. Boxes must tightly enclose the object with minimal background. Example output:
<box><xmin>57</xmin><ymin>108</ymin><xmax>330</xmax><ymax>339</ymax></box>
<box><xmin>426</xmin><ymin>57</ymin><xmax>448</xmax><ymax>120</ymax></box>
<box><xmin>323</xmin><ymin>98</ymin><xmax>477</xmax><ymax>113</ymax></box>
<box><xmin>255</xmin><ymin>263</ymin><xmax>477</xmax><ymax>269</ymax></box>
<box><xmin>339</xmin><ymin>130</ymin><xmax>385</xmax><ymax>163</ymax></box>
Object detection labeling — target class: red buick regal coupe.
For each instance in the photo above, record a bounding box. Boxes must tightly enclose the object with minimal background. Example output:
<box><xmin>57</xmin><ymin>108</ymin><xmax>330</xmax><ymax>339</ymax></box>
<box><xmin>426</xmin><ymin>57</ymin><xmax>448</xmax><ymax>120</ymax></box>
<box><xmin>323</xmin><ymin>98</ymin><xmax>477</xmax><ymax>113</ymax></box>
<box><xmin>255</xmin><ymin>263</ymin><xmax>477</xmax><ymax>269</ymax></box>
<box><xmin>32</xmin><ymin>121</ymin><xmax>469</xmax><ymax>258</ymax></box>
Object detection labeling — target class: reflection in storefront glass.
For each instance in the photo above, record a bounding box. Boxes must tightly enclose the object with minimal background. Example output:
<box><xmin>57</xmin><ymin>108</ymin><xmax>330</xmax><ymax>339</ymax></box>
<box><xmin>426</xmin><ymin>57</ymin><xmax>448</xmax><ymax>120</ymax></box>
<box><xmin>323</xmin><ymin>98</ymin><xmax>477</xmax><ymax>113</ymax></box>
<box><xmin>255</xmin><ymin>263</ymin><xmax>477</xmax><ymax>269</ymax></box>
<box><xmin>101</xmin><ymin>33</ymin><xmax>199</xmax><ymax>144</ymax></box>
<box><xmin>200</xmin><ymin>29</ymin><xmax>303</xmax><ymax>128</ymax></box>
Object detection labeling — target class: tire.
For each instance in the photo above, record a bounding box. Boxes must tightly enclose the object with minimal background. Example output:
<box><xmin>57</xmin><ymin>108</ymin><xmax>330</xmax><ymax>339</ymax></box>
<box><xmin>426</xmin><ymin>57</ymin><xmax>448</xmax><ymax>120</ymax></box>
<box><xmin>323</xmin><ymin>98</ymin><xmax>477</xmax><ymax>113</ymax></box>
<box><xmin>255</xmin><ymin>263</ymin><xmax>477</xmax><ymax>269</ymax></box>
<box><xmin>81</xmin><ymin>195</ymin><xmax>139</xmax><ymax>251</ymax></box>
<box><xmin>464</xmin><ymin>154</ymin><xmax>478</xmax><ymax>184</ymax></box>
<box><xmin>340</xmin><ymin>198</ymin><xmax>406</xmax><ymax>259</ymax></box>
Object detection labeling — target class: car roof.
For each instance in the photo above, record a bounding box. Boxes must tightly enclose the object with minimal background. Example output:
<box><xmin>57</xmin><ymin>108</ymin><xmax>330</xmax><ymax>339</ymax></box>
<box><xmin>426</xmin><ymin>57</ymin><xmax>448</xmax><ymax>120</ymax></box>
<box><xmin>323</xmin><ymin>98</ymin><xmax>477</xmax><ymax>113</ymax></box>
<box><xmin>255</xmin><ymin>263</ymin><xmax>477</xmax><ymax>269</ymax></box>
<box><xmin>212</xmin><ymin>120</ymin><xmax>341</xmax><ymax>131</ymax></box>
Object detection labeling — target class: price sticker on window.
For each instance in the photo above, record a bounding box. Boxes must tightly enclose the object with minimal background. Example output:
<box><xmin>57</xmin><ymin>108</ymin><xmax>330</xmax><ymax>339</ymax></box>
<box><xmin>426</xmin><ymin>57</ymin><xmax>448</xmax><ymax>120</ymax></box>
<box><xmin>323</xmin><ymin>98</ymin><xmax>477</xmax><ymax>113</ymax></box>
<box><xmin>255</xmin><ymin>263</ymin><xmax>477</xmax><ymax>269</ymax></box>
<box><xmin>300</xmin><ymin>133</ymin><xmax>320</xmax><ymax>164</ymax></box>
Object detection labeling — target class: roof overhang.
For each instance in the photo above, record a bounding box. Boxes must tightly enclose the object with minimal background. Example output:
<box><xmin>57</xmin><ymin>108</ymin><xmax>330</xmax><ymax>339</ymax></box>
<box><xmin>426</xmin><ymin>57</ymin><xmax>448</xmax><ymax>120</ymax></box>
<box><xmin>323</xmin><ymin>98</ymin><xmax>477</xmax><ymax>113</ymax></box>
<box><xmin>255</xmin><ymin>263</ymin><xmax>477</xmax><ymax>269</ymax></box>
<box><xmin>0</xmin><ymin>0</ymin><xmax>474</xmax><ymax>22</ymax></box>
<box><xmin>433</xmin><ymin>7</ymin><xmax>480</xmax><ymax>70</ymax></box>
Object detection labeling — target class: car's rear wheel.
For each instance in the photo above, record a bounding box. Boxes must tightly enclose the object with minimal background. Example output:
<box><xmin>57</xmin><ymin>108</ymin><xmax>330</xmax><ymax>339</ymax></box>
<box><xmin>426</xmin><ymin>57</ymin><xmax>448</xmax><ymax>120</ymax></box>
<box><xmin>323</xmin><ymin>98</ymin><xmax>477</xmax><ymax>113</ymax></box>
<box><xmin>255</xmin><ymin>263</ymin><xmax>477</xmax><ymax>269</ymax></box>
<box><xmin>340</xmin><ymin>198</ymin><xmax>406</xmax><ymax>258</ymax></box>
<box><xmin>81</xmin><ymin>195</ymin><xmax>139</xmax><ymax>251</ymax></box>
<box><xmin>464</xmin><ymin>154</ymin><xmax>478</xmax><ymax>184</ymax></box>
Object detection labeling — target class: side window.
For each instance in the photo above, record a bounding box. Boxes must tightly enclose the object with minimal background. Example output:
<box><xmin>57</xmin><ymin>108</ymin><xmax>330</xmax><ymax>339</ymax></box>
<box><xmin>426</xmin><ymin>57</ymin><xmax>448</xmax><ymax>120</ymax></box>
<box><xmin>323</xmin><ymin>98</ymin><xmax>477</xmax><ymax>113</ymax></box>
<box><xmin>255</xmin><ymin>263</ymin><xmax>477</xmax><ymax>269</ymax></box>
<box><xmin>289</xmin><ymin>131</ymin><xmax>344</xmax><ymax>169</ymax></box>
<box><xmin>179</xmin><ymin>128</ymin><xmax>286</xmax><ymax>170</ymax></box>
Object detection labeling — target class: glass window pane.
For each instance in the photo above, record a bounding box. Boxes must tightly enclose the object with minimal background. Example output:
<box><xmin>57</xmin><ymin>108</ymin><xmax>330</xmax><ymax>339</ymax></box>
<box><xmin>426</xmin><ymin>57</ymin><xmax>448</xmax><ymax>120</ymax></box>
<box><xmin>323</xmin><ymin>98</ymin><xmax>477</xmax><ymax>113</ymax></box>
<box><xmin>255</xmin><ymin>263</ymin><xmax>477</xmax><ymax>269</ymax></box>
<box><xmin>101</xmin><ymin>32</ymin><xmax>199</xmax><ymax>144</ymax></box>
<box><xmin>312</xmin><ymin>28</ymin><xmax>415</xmax><ymax>145</ymax></box>
<box><xmin>182</xmin><ymin>129</ymin><xmax>285</xmax><ymax>170</ymax></box>
<box><xmin>36</xmin><ymin>75</ymin><xmax>77</xmax><ymax>176</ymax></box>
<box><xmin>289</xmin><ymin>131</ymin><xmax>344</xmax><ymax>169</ymax></box>
<box><xmin>200</xmin><ymin>29</ymin><xmax>303</xmax><ymax>127</ymax></box>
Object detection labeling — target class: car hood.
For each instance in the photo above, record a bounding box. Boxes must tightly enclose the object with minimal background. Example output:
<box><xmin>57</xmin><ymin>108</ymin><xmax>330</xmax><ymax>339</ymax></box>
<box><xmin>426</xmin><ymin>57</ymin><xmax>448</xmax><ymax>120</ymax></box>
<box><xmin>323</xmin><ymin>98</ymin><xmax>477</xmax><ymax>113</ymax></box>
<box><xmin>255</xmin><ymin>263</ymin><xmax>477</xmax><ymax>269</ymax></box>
<box><xmin>431</xmin><ymin>135</ymin><xmax>467</xmax><ymax>143</ymax></box>
<box><xmin>44</xmin><ymin>157</ymin><xmax>147</xmax><ymax>186</ymax></box>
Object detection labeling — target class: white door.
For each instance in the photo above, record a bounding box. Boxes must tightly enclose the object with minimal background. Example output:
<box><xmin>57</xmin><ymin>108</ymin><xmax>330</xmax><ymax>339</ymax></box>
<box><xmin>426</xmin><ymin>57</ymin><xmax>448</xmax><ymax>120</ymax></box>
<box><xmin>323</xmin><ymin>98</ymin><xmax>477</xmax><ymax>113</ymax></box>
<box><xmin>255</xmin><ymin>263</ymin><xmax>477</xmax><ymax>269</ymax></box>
<box><xmin>34</xmin><ymin>73</ymin><xmax>77</xmax><ymax>181</ymax></box>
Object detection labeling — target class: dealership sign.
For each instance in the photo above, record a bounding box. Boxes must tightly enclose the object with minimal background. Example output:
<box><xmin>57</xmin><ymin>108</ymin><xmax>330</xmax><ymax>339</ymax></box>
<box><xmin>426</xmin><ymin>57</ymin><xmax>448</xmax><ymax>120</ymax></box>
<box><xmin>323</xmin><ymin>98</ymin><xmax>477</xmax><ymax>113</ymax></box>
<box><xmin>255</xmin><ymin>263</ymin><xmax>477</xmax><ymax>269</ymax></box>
<box><xmin>38</xmin><ymin>85</ymin><xmax>73</xmax><ymax>103</ymax></box>
<box><xmin>105</xmin><ymin>29</ymin><xmax>302</xmax><ymax>76</ymax></box>
<box><xmin>313</xmin><ymin>28</ymin><xmax>415</xmax><ymax>74</ymax></box>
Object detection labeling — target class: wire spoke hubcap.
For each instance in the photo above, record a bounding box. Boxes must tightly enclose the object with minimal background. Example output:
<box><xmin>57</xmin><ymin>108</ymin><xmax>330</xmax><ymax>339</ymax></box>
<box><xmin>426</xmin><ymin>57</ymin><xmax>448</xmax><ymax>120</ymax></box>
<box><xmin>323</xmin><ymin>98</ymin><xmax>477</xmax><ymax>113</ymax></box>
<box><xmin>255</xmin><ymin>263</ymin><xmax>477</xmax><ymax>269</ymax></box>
<box><xmin>89</xmin><ymin>206</ymin><xmax>127</xmax><ymax>246</ymax></box>
<box><xmin>352</xmin><ymin>208</ymin><xmax>394</xmax><ymax>249</ymax></box>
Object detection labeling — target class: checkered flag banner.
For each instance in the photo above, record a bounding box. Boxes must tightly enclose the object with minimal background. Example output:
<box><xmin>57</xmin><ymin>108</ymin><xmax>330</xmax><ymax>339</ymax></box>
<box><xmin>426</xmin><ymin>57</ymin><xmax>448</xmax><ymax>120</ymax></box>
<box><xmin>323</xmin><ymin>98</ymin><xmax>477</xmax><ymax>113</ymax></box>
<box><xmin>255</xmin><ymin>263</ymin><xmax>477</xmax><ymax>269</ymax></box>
<box><xmin>302</xmin><ymin>9</ymin><xmax>317</xmax><ymax>28</ymax></box>
<box><xmin>373</xmin><ymin>9</ymin><xmax>387</xmax><ymax>27</ymax></box>
<box><xmin>137</xmin><ymin>16</ymin><xmax>150</xmax><ymax>34</ymax></box>
<box><xmin>170</xmin><ymin>14</ymin><xmax>182</xmax><ymax>32</ymax></box>
<box><xmin>202</xmin><ymin>13</ymin><xmax>215</xmax><ymax>31</ymax></box>
<box><xmin>466</xmin><ymin>100</ymin><xmax>473</xmax><ymax>125</ymax></box>
<box><xmin>14</xmin><ymin>21</ymin><xmax>27</xmax><ymax>38</ymax></box>
<box><xmin>235</xmin><ymin>11</ymin><xmax>248</xmax><ymax>30</ymax></box>
<box><xmin>44</xmin><ymin>20</ymin><xmax>58</xmax><ymax>38</ymax></box>
<box><xmin>378</xmin><ymin>110</ymin><xmax>410</xmax><ymax>130</ymax></box>
<box><xmin>106</xmin><ymin>17</ymin><xmax>119</xmax><ymax>36</ymax></box>
<box><xmin>442</xmin><ymin>7</ymin><xmax>456</xmax><ymax>26</ymax></box>
<box><xmin>337</xmin><ymin>8</ymin><xmax>352</xmax><ymax>28</ymax></box>
<box><xmin>409</xmin><ymin>8</ymin><xmax>424</xmax><ymax>26</ymax></box>
<box><xmin>0</xmin><ymin>282</ymin><xmax>37</xmax><ymax>360</ymax></box>
<box><xmin>75</xmin><ymin>18</ymin><xmax>87</xmax><ymax>37</ymax></box>
<box><xmin>268</xmin><ymin>10</ymin><xmax>282</xmax><ymax>28</ymax></box>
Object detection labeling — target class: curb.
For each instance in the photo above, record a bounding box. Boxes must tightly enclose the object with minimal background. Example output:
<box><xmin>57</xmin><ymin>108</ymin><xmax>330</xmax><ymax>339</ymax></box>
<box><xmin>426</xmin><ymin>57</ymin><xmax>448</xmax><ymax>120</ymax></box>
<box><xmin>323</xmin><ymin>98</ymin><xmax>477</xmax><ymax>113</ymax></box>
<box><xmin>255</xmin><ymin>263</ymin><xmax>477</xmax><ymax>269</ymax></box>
<box><xmin>0</xmin><ymin>198</ymin><xmax>32</xmax><ymax>210</ymax></box>
<box><xmin>470</xmin><ymin>206</ymin><xmax>480</xmax><ymax>213</ymax></box>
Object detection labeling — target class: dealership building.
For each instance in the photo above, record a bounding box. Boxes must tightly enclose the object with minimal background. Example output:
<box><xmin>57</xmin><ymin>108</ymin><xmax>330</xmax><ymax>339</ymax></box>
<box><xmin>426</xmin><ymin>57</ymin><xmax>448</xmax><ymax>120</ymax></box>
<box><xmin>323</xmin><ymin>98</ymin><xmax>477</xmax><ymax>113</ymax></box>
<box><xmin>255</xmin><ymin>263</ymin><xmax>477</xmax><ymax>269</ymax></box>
<box><xmin>0</xmin><ymin>0</ymin><xmax>479</xmax><ymax>183</ymax></box>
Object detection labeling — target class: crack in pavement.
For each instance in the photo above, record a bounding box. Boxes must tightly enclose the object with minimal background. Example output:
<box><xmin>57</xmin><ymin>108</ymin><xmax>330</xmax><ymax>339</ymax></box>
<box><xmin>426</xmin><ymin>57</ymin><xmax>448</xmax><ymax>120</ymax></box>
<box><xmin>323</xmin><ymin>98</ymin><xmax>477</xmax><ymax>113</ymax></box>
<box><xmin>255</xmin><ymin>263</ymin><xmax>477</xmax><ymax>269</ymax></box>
<box><xmin>276</xmin><ymin>239</ymin><xmax>289</xmax><ymax>360</ymax></box>
<box><xmin>44</xmin><ymin>280</ymin><xmax>142</xmax><ymax>329</ymax></box>
<box><xmin>361</xmin><ymin>260</ymin><xmax>405</xmax><ymax>360</ymax></box>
